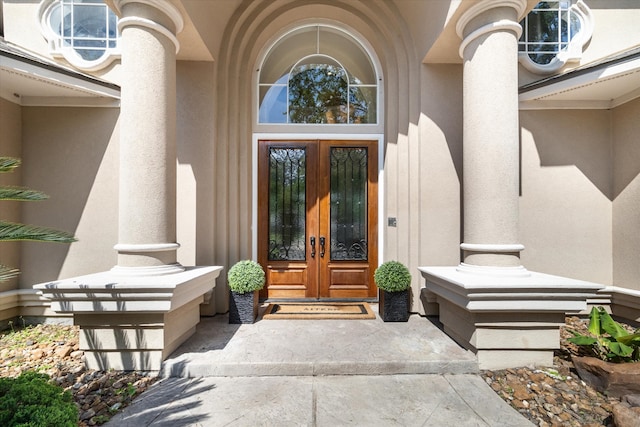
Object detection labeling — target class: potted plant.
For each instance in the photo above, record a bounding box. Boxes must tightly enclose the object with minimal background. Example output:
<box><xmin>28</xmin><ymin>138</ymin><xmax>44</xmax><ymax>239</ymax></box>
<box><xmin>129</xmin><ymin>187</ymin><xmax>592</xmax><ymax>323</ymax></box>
<box><xmin>568</xmin><ymin>306</ymin><xmax>640</xmax><ymax>397</ymax></box>
<box><xmin>228</xmin><ymin>260</ymin><xmax>265</xmax><ymax>324</ymax></box>
<box><xmin>374</xmin><ymin>261</ymin><xmax>412</xmax><ymax>322</ymax></box>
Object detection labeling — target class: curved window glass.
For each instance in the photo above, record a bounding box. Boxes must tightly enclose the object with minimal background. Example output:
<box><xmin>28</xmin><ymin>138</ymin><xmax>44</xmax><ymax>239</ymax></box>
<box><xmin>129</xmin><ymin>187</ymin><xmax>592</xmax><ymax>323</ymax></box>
<box><xmin>518</xmin><ymin>1</ymin><xmax>593</xmax><ymax>74</ymax></box>
<box><xmin>39</xmin><ymin>0</ymin><xmax>120</xmax><ymax>71</ymax></box>
<box><xmin>259</xmin><ymin>25</ymin><xmax>378</xmax><ymax>124</ymax></box>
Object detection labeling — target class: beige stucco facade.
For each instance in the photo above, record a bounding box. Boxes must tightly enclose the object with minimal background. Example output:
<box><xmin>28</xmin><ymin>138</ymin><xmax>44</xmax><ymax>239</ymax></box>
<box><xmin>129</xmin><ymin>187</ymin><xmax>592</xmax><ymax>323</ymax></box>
<box><xmin>1</xmin><ymin>0</ymin><xmax>639</xmax><ymax>369</ymax></box>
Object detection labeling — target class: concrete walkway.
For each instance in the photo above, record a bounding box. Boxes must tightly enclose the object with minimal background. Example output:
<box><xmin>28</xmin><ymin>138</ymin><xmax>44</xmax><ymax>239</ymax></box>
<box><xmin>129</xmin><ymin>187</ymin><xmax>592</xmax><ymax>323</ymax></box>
<box><xmin>107</xmin><ymin>304</ymin><xmax>533</xmax><ymax>426</ymax></box>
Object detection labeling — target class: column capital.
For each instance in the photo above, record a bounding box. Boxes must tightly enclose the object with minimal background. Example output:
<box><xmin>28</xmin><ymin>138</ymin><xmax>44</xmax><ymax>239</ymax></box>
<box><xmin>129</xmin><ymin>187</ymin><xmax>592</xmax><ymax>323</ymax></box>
<box><xmin>112</xmin><ymin>0</ymin><xmax>184</xmax><ymax>53</ymax></box>
<box><xmin>456</xmin><ymin>0</ymin><xmax>527</xmax><ymax>37</ymax></box>
<box><xmin>456</xmin><ymin>0</ymin><xmax>527</xmax><ymax>58</ymax></box>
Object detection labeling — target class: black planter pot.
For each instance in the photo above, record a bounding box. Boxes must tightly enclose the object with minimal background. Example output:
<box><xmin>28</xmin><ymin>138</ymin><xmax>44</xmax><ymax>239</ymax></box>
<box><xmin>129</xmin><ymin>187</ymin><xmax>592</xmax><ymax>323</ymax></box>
<box><xmin>229</xmin><ymin>290</ymin><xmax>258</xmax><ymax>324</ymax></box>
<box><xmin>379</xmin><ymin>289</ymin><xmax>409</xmax><ymax>322</ymax></box>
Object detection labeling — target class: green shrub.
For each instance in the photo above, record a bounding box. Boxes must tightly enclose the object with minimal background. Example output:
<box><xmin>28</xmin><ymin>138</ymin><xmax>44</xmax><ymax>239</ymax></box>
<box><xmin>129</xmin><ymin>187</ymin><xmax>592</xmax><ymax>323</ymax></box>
<box><xmin>0</xmin><ymin>371</ymin><xmax>78</xmax><ymax>426</ymax></box>
<box><xmin>227</xmin><ymin>260</ymin><xmax>265</xmax><ymax>294</ymax></box>
<box><xmin>568</xmin><ymin>306</ymin><xmax>640</xmax><ymax>363</ymax></box>
<box><xmin>374</xmin><ymin>261</ymin><xmax>412</xmax><ymax>292</ymax></box>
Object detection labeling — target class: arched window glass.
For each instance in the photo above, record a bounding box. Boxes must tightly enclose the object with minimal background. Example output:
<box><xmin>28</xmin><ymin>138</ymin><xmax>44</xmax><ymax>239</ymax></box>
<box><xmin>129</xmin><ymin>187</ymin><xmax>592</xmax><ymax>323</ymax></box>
<box><xmin>39</xmin><ymin>0</ymin><xmax>120</xmax><ymax>71</ymax></box>
<box><xmin>518</xmin><ymin>1</ymin><xmax>593</xmax><ymax>74</ymax></box>
<box><xmin>259</xmin><ymin>25</ymin><xmax>378</xmax><ymax>124</ymax></box>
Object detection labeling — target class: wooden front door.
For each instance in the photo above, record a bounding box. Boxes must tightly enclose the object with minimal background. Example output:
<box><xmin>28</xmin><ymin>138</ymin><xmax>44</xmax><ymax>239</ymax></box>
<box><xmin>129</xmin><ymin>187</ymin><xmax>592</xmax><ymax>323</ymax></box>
<box><xmin>258</xmin><ymin>140</ymin><xmax>378</xmax><ymax>299</ymax></box>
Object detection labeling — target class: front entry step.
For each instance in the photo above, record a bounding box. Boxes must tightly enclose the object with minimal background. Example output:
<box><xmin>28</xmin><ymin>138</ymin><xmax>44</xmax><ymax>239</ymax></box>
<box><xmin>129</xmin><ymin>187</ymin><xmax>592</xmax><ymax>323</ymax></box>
<box><xmin>160</xmin><ymin>304</ymin><xmax>478</xmax><ymax>378</ymax></box>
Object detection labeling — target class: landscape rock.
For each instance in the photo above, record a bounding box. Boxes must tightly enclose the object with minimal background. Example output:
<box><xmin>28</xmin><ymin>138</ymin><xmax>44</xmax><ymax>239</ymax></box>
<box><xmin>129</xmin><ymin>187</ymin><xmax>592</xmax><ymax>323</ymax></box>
<box><xmin>573</xmin><ymin>356</ymin><xmax>640</xmax><ymax>398</ymax></box>
<box><xmin>612</xmin><ymin>403</ymin><xmax>640</xmax><ymax>427</ymax></box>
<box><xmin>623</xmin><ymin>394</ymin><xmax>640</xmax><ymax>407</ymax></box>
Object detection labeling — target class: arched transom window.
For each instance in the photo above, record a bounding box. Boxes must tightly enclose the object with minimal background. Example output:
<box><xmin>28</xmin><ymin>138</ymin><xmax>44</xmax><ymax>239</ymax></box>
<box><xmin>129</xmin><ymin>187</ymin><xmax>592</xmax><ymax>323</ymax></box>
<box><xmin>258</xmin><ymin>25</ymin><xmax>378</xmax><ymax>124</ymax></box>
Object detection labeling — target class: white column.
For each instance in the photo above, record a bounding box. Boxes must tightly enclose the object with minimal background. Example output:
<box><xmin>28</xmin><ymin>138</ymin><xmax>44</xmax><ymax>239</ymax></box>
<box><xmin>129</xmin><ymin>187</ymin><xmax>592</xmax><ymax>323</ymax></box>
<box><xmin>456</xmin><ymin>0</ymin><xmax>528</xmax><ymax>274</ymax></box>
<box><xmin>111</xmin><ymin>0</ymin><xmax>184</xmax><ymax>275</ymax></box>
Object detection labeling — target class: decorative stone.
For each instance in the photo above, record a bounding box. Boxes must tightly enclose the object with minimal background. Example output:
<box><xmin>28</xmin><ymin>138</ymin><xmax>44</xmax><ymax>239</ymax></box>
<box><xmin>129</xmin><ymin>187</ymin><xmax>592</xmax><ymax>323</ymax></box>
<box><xmin>573</xmin><ymin>356</ymin><xmax>640</xmax><ymax>398</ymax></box>
<box><xmin>55</xmin><ymin>345</ymin><xmax>73</xmax><ymax>358</ymax></box>
<box><xmin>612</xmin><ymin>403</ymin><xmax>640</xmax><ymax>427</ymax></box>
<box><xmin>229</xmin><ymin>291</ymin><xmax>258</xmax><ymax>324</ymax></box>
<box><xmin>379</xmin><ymin>289</ymin><xmax>409</xmax><ymax>322</ymax></box>
<box><xmin>624</xmin><ymin>394</ymin><xmax>640</xmax><ymax>407</ymax></box>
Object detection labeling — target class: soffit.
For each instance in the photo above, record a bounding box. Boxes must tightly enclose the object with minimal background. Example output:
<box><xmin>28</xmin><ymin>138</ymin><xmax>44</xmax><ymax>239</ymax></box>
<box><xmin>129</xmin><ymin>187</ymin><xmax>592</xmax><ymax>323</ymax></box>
<box><xmin>0</xmin><ymin>39</ymin><xmax>120</xmax><ymax>107</ymax></box>
<box><xmin>519</xmin><ymin>47</ymin><xmax>640</xmax><ymax>110</ymax></box>
<box><xmin>170</xmin><ymin>0</ymin><xmax>215</xmax><ymax>61</ymax></box>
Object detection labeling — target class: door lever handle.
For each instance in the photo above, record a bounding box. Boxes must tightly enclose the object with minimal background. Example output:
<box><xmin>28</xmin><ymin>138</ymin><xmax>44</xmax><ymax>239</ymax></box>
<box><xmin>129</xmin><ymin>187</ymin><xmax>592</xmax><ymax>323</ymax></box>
<box><xmin>310</xmin><ymin>236</ymin><xmax>316</xmax><ymax>258</ymax></box>
<box><xmin>319</xmin><ymin>237</ymin><xmax>326</xmax><ymax>258</ymax></box>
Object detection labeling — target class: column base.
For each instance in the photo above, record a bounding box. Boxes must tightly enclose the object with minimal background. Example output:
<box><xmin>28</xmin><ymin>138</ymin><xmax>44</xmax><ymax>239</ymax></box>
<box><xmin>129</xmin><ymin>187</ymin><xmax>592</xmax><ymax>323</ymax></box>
<box><xmin>34</xmin><ymin>266</ymin><xmax>222</xmax><ymax>371</ymax></box>
<box><xmin>419</xmin><ymin>266</ymin><xmax>603</xmax><ymax>370</ymax></box>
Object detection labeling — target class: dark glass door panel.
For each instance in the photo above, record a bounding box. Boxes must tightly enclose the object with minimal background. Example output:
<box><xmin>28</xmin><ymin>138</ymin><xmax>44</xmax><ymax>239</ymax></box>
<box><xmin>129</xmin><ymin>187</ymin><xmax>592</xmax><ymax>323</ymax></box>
<box><xmin>329</xmin><ymin>147</ymin><xmax>367</xmax><ymax>261</ymax></box>
<box><xmin>268</xmin><ymin>148</ymin><xmax>306</xmax><ymax>261</ymax></box>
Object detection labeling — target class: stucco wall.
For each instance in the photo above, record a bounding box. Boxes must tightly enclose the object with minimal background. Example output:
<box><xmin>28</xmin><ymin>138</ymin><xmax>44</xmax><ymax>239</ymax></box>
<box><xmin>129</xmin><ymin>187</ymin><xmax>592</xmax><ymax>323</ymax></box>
<box><xmin>176</xmin><ymin>61</ymin><xmax>216</xmax><ymax>269</ymax></box>
<box><xmin>612</xmin><ymin>97</ymin><xmax>640</xmax><ymax>291</ymax></box>
<box><xmin>415</xmin><ymin>64</ymin><xmax>463</xmax><ymax>278</ymax></box>
<box><xmin>20</xmin><ymin>107</ymin><xmax>119</xmax><ymax>287</ymax></box>
<box><xmin>519</xmin><ymin>110</ymin><xmax>613</xmax><ymax>284</ymax></box>
<box><xmin>0</xmin><ymin>98</ymin><xmax>22</xmax><ymax>298</ymax></box>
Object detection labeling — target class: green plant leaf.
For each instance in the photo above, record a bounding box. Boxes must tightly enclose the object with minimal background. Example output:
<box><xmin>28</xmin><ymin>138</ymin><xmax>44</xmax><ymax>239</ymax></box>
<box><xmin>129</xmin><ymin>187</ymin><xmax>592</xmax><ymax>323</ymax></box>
<box><xmin>0</xmin><ymin>221</ymin><xmax>76</xmax><ymax>243</ymax></box>
<box><xmin>227</xmin><ymin>260</ymin><xmax>265</xmax><ymax>293</ymax></box>
<box><xmin>0</xmin><ymin>186</ymin><xmax>48</xmax><ymax>201</ymax></box>
<box><xmin>0</xmin><ymin>157</ymin><xmax>20</xmax><ymax>173</ymax></box>
<box><xmin>598</xmin><ymin>307</ymin><xmax>629</xmax><ymax>339</ymax></box>
<box><xmin>617</xmin><ymin>333</ymin><xmax>640</xmax><ymax>346</ymax></box>
<box><xmin>374</xmin><ymin>261</ymin><xmax>412</xmax><ymax>292</ymax></box>
<box><xmin>567</xmin><ymin>335</ymin><xmax>597</xmax><ymax>346</ymax></box>
<box><xmin>608</xmin><ymin>341</ymin><xmax>634</xmax><ymax>357</ymax></box>
<box><xmin>588</xmin><ymin>306</ymin><xmax>601</xmax><ymax>336</ymax></box>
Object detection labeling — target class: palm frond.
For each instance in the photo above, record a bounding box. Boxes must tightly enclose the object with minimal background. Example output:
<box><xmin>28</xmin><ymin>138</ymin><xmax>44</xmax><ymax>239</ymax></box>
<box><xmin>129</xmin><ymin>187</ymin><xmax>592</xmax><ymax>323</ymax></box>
<box><xmin>0</xmin><ymin>157</ymin><xmax>21</xmax><ymax>173</ymax></box>
<box><xmin>0</xmin><ymin>186</ymin><xmax>48</xmax><ymax>202</ymax></box>
<box><xmin>0</xmin><ymin>264</ymin><xmax>20</xmax><ymax>283</ymax></box>
<box><xmin>0</xmin><ymin>220</ymin><xmax>76</xmax><ymax>243</ymax></box>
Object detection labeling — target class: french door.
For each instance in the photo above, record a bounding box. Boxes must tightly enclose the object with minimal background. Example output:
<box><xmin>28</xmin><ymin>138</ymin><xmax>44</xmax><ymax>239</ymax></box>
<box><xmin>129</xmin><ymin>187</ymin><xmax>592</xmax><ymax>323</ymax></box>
<box><xmin>258</xmin><ymin>140</ymin><xmax>378</xmax><ymax>299</ymax></box>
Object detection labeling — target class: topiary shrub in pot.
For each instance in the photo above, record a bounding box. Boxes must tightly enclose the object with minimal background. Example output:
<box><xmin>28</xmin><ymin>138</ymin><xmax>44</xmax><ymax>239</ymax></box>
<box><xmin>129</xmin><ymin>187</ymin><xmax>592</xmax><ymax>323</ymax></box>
<box><xmin>374</xmin><ymin>261</ymin><xmax>412</xmax><ymax>322</ymax></box>
<box><xmin>228</xmin><ymin>260</ymin><xmax>265</xmax><ymax>324</ymax></box>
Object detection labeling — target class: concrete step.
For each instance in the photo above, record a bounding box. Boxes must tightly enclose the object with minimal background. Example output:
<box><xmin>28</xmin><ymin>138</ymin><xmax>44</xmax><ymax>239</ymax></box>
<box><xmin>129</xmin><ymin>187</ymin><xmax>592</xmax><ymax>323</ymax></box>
<box><xmin>161</xmin><ymin>304</ymin><xmax>479</xmax><ymax>378</ymax></box>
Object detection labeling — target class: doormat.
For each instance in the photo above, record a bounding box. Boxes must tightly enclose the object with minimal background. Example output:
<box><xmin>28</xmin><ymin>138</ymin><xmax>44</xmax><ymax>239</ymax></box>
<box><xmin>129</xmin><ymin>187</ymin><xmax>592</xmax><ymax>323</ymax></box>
<box><xmin>262</xmin><ymin>302</ymin><xmax>376</xmax><ymax>320</ymax></box>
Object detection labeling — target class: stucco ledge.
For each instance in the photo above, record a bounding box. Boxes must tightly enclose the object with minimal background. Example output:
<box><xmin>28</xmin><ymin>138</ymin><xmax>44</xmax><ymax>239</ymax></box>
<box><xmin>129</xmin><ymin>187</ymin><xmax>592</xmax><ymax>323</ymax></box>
<box><xmin>34</xmin><ymin>266</ymin><xmax>223</xmax><ymax>372</ymax></box>
<box><xmin>418</xmin><ymin>266</ymin><xmax>604</xmax><ymax>370</ymax></box>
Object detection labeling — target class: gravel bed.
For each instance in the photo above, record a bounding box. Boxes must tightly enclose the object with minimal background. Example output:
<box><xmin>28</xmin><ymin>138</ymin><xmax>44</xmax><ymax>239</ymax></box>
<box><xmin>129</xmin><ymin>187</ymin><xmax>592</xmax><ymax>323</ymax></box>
<box><xmin>0</xmin><ymin>323</ymin><xmax>156</xmax><ymax>426</ymax></box>
<box><xmin>481</xmin><ymin>316</ymin><xmax>638</xmax><ymax>427</ymax></box>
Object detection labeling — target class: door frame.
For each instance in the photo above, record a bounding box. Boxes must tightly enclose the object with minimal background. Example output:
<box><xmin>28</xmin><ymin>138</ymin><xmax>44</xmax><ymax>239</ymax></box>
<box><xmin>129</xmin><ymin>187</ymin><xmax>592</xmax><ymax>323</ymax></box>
<box><xmin>252</xmin><ymin>133</ymin><xmax>385</xmax><ymax>277</ymax></box>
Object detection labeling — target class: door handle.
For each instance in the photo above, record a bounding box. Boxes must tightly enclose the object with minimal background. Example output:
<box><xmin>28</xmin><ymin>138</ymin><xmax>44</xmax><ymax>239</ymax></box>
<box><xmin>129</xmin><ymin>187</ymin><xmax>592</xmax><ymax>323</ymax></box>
<box><xmin>310</xmin><ymin>236</ymin><xmax>316</xmax><ymax>258</ymax></box>
<box><xmin>319</xmin><ymin>237</ymin><xmax>326</xmax><ymax>258</ymax></box>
